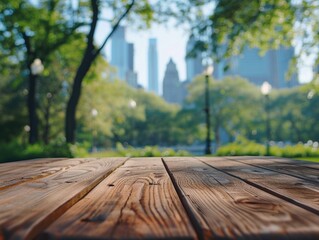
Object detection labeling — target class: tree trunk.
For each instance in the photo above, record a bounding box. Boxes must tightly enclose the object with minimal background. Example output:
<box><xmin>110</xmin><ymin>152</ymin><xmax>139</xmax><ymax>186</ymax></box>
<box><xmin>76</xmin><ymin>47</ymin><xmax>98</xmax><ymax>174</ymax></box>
<box><xmin>64</xmin><ymin>0</ymin><xmax>135</xmax><ymax>143</ymax></box>
<box><xmin>65</xmin><ymin>53</ymin><xmax>94</xmax><ymax>143</ymax></box>
<box><xmin>214</xmin><ymin>117</ymin><xmax>220</xmax><ymax>150</ymax></box>
<box><xmin>43</xmin><ymin>97</ymin><xmax>52</xmax><ymax>145</ymax></box>
<box><xmin>28</xmin><ymin>73</ymin><xmax>38</xmax><ymax>144</ymax></box>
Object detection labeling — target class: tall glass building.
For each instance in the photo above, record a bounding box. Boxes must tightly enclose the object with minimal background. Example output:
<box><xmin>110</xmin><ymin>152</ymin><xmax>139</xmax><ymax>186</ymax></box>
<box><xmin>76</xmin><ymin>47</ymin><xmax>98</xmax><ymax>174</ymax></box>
<box><xmin>111</xmin><ymin>26</ymin><xmax>128</xmax><ymax>81</ymax></box>
<box><xmin>163</xmin><ymin>58</ymin><xmax>182</xmax><ymax>104</ymax></box>
<box><xmin>111</xmin><ymin>26</ymin><xmax>138</xmax><ymax>88</ymax></box>
<box><xmin>186</xmin><ymin>37</ymin><xmax>204</xmax><ymax>82</ymax></box>
<box><xmin>148</xmin><ymin>38</ymin><xmax>159</xmax><ymax>94</ymax></box>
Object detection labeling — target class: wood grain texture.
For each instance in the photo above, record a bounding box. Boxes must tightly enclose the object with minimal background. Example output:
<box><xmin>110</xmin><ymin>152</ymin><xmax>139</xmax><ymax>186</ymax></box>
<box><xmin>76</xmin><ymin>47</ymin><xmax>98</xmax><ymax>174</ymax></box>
<box><xmin>0</xmin><ymin>158</ymin><xmax>127</xmax><ymax>240</ymax></box>
<box><xmin>0</xmin><ymin>158</ymin><xmax>96</xmax><ymax>190</ymax></box>
<box><xmin>43</xmin><ymin>157</ymin><xmax>196</xmax><ymax>240</ymax></box>
<box><xmin>163</xmin><ymin>157</ymin><xmax>319</xmax><ymax>239</ymax></box>
<box><xmin>200</xmin><ymin>157</ymin><xmax>319</xmax><ymax>215</ymax></box>
<box><xmin>226</xmin><ymin>156</ymin><xmax>319</xmax><ymax>170</ymax></box>
<box><xmin>229</xmin><ymin>157</ymin><xmax>319</xmax><ymax>183</ymax></box>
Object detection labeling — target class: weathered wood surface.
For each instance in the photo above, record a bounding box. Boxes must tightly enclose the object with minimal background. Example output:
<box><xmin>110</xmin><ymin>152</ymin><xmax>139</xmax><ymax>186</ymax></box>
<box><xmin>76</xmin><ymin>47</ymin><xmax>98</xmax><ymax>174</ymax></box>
<box><xmin>0</xmin><ymin>156</ymin><xmax>319</xmax><ymax>240</ymax></box>
<box><xmin>44</xmin><ymin>158</ymin><xmax>196</xmax><ymax>239</ymax></box>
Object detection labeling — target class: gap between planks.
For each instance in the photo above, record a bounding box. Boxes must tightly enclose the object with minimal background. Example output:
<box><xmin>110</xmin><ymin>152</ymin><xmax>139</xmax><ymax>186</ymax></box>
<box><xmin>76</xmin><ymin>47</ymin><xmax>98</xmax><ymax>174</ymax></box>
<box><xmin>161</xmin><ymin>157</ymin><xmax>205</xmax><ymax>240</ymax></box>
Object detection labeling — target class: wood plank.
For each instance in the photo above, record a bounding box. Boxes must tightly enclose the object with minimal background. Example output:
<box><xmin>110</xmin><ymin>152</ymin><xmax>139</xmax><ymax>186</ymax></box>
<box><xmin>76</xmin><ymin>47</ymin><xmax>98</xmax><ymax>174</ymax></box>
<box><xmin>0</xmin><ymin>158</ymin><xmax>65</xmax><ymax>174</ymax></box>
<box><xmin>229</xmin><ymin>157</ymin><xmax>319</xmax><ymax>183</ymax></box>
<box><xmin>0</xmin><ymin>158</ymin><xmax>96</xmax><ymax>190</ymax></box>
<box><xmin>0</xmin><ymin>157</ymin><xmax>127</xmax><ymax>240</ymax></box>
<box><xmin>43</xmin><ymin>158</ymin><xmax>196</xmax><ymax>240</ymax></box>
<box><xmin>163</xmin><ymin>157</ymin><xmax>319</xmax><ymax>239</ymax></box>
<box><xmin>200</xmin><ymin>157</ymin><xmax>319</xmax><ymax>215</ymax></box>
<box><xmin>226</xmin><ymin>156</ymin><xmax>319</xmax><ymax>170</ymax></box>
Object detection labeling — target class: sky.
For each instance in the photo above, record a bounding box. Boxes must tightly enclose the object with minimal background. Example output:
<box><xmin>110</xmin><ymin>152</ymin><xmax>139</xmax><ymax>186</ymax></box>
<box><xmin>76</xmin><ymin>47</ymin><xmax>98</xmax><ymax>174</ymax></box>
<box><xmin>96</xmin><ymin>22</ymin><xmax>314</xmax><ymax>93</ymax></box>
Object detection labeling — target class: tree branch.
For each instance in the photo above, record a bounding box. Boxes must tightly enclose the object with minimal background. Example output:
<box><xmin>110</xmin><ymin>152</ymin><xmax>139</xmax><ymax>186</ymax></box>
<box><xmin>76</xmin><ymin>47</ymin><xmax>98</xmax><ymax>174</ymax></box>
<box><xmin>87</xmin><ymin>0</ymin><xmax>99</xmax><ymax>50</ymax></box>
<box><xmin>94</xmin><ymin>0</ymin><xmax>135</xmax><ymax>57</ymax></box>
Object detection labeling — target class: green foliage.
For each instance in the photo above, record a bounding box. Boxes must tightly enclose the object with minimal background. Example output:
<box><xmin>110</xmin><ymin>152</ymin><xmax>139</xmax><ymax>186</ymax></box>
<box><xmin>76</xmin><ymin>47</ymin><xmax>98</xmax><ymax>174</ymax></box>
<box><xmin>0</xmin><ymin>141</ymin><xmax>69</xmax><ymax>163</ymax></box>
<box><xmin>187</xmin><ymin>76</ymin><xmax>264</xmax><ymax>146</ymax></box>
<box><xmin>0</xmin><ymin>140</ymin><xmax>91</xmax><ymax>163</ymax></box>
<box><xmin>188</xmin><ymin>1</ymin><xmax>319</xmax><ymax>75</ymax></box>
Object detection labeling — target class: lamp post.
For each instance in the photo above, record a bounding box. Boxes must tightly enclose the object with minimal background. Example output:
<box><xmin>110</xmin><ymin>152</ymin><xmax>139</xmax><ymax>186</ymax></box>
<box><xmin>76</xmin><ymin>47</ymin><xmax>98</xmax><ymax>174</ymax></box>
<box><xmin>91</xmin><ymin>108</ymin><xmax>98</xmax><ymax>152</ymax></box>
<box><xmin>261</xmin><ymin>81</ymin><xmax>272</xmax><ymax>156</ymax></box>
<box><xmin>204</xmin><ymin>65</ymin><xmax>214</xmax><ymax>155</ymax></box>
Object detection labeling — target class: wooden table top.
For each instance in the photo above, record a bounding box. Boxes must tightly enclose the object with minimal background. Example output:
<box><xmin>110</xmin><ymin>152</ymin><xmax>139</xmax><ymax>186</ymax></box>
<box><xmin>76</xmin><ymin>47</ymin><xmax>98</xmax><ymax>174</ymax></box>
<box><xmin>0</xmin><ymin>157</ymin><xmax>319</xmax><ymax>240</ymax></box>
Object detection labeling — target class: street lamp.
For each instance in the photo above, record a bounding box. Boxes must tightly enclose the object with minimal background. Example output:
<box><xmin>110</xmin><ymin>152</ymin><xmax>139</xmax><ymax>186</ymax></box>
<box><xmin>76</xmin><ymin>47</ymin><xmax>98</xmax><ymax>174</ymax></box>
<box><xmin>91</xmin><ymin>108</ymin><xmax>98</xmax><ymax>152</ymax></box>
<box><xmin>128</xmin><ymin>99</ymin><xmax>137</xmax><ymax>109</ymax></box>
<box><xmin>204</xmin><ymin>65</ymin><xmax>214</xmax><ymax>155</ymax></box>
<box><xmin>261</xmin><ymin>81</ymin><xmax>272</xmax><ymax>156</ymax></box>
<box><xmin>31</xmin><ymin>58</ymin><xmax>44</xmax><ymax>75</ymax></box>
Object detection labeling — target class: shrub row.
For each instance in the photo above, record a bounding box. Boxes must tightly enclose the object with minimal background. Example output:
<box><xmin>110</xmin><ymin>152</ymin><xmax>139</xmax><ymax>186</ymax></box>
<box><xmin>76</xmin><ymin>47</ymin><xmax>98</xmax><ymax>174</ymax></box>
<box><xmin>216</xmin><ymin>141</ymin><xmax>319</xmax><ymax>158</ymax></box>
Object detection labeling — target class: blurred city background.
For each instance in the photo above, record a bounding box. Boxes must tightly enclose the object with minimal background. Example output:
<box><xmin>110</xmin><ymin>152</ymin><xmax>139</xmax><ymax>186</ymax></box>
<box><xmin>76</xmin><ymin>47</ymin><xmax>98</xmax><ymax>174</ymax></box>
<box><xmin>0</xmin><ymin>0</ymin><xmax>319</xmax><ymax>162</ymax></box>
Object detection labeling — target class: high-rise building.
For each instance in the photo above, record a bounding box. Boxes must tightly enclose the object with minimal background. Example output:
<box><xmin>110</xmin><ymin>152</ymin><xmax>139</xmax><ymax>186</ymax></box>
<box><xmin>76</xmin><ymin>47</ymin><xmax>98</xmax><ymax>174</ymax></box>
<box><xmin>148</xmin><ymin>38</ymin><xmax>159</xmax><ymax>94</ymax></box>
<box><xmin>214</xmin><ymin>46</ymin><xmax>299</xmax><ymax>88</ymax></box>
<box><xmin>186</xmin><ymin>37</ymin><xmax>204</xmax><ymax>81</ymax></box>
<box><xmin>111</xmin><ymin>26</ymin><xmax>128</xmax><ymax>81</ymax></box>
<box><xmin>111</xmin><ymin>26</ymin><xmax>138</xmax><ymax>88</ymax></box>
<box><xmin>163</xmin><ymin>58</ymin><xmax>183</xmax><ymax>104</ymax></box>
<box><xmin>127</xmin><ymin>43</ymin><xmax>134</xmax><ymax>71</ymax></box>
<box><xmin>126</xmin><ymin>43</ymin><xmax>138</xmax><ymax>88</ymax></box>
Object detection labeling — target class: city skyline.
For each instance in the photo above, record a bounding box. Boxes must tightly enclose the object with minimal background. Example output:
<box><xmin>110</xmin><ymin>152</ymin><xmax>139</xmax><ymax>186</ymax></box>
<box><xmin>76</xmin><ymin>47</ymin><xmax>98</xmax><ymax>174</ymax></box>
<box><xmin>103</xmin><ymin>23</ymin><xmax>314</xmax><ymax>93</ymax></box>
<box><xmin>214</xmin><ymin>46</ymin><xmax>299</xmax><ymax>88</ymax></box>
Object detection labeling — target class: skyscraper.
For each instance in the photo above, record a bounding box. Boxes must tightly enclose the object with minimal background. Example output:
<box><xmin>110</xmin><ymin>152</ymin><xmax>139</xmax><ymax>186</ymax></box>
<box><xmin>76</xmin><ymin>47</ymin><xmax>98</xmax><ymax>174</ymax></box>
<box><xmin>126</xmin><ymin>43</ymin><xmax>138</xmax><ymax>88</ymax></box>
<box><xmin>111</xmin><ymin>26</ymin><xmax>128</xmax><ymax>81</ymax></box>
<box><xmin>148</xmin><ymin>38</ymin><xmax>159</xmax><ymax>94</ymax></box>
<box><xmin>214</xmin><ymin>46</ymin><xmax>299</xmax><ymax>88</ymax></box>
<box><xmin>127</xmin><ymin>43</ymin><xmax>134</xmax><ymax>71</ymax></box>
<box><xmin>111</xmin><ymin>26</ymin><xmax>138</xmax><ymax>88</ymax></box>
<box><xmin>186</xmin><ymin>37</ymin><xmax>204</xmax><ymax>82</ymax></box>
<box><xmin>163</xmin><ymin>58</ymin><xmax>182</xmax><ymax>104</ymax></box>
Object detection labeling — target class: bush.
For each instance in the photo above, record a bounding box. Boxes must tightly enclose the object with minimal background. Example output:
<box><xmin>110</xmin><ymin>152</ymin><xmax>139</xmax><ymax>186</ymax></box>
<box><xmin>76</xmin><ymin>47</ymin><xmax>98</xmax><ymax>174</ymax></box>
<box><xmin>216</xmin><ymin>139</ymin><xmax>319</xmax><ymax>158</ymax></box>
<box><xmin>216</xmin><ymin>138</ymin><xmax>265</xmax><ymax>156</ymax></box>
<box><xmin>115</xmin><ymin>143</ymin><xmax>191</xmax><ymax>157</ymax></box>
<box><xmin>0</xmin><ymin>141</ymin><xmax>88</xmax><ymax>163</ymax></box>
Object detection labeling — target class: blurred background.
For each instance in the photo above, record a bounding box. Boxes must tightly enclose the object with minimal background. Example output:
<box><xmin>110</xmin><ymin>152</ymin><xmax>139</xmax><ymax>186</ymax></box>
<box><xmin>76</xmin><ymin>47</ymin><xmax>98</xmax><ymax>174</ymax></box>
<box><xmin>1</xmin><ymin>0</ymin><xmax>319</xmax><ymax>162</ymax></box>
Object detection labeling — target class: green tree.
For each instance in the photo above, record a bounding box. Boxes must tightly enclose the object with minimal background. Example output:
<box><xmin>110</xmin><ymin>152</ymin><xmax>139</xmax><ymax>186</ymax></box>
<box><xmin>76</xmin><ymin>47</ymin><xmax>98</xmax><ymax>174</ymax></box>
<box><xmin>190</xmin><ymin>1</ymin><xmax>318</xmax><ymax>69</ymax></box>
<box><xmin>187</xmin><ymin>76</ymin><xmax>263</xmax><ymax>148</ymax></box>
<box><xmin>0</xmin><ymin>0</ymin><xmax>83</xmax><ymax>143</ymax></box>
<box><xmin>65</xmin><ymin>0</ymin><xmax>155</xmax><ymax>143</ymax></box>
